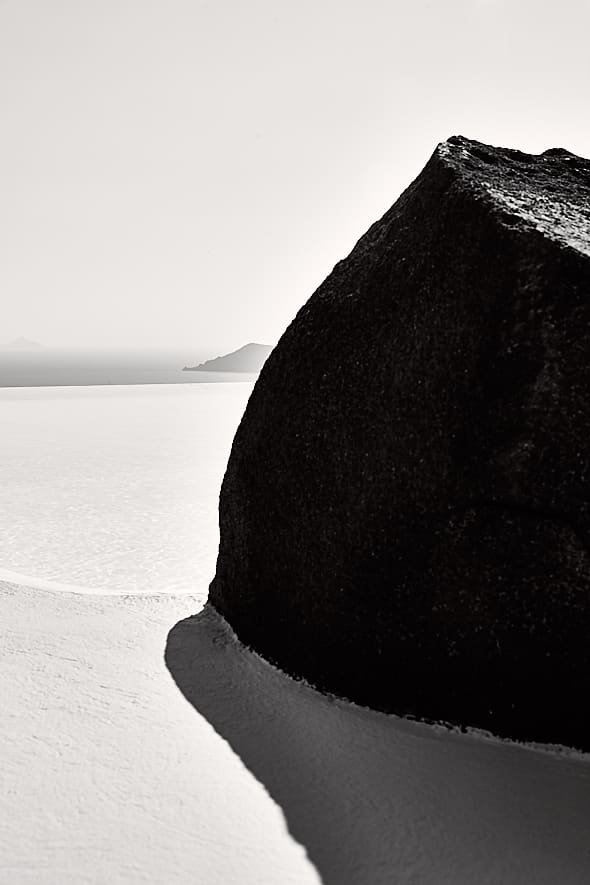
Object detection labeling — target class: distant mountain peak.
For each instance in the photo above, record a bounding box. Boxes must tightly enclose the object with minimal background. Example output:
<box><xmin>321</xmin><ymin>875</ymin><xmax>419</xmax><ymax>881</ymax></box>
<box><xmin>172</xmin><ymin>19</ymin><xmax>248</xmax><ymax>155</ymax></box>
<box><xmin>183</xmin><ymin>342</ymin><xmax>272</xmax><ymax>373</ymax></box>
<box><xmin>2</xmin><ymin>337</ymin><xmax>44</xmax><ymax>350</ymax></box>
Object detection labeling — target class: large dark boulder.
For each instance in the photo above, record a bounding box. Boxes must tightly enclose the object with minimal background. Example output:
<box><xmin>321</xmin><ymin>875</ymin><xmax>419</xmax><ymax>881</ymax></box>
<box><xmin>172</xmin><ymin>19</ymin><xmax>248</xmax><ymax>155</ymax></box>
<box><xmin>209</xmin><ymin>136</ymin><xmax>590</xmax><ymax>749</ymax></box>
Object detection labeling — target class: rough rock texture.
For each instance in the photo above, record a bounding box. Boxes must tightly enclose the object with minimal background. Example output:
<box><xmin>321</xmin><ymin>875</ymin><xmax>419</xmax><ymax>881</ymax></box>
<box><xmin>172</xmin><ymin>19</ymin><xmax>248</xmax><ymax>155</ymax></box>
<box><xmin>210</xmin><ymin>136</ymin><xmax>590</xmax><ymax>750</ymax></box>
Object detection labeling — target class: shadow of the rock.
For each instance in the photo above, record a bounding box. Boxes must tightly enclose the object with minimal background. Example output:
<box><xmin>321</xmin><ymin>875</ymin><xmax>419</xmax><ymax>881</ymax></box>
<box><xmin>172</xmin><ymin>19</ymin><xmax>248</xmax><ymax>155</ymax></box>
<box><xmin>166</xmin><ymin>604</ymin><xmax>590</xmax><ymax>885</ymax></box>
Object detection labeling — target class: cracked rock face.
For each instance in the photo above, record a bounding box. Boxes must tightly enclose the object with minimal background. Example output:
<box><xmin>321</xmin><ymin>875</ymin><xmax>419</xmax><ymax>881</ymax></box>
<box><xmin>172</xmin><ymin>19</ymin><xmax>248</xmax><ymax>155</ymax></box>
<box><xmin>210</xmin><ymin>136</ymin><xmax>590</xmax><ymax>750</ymax></box>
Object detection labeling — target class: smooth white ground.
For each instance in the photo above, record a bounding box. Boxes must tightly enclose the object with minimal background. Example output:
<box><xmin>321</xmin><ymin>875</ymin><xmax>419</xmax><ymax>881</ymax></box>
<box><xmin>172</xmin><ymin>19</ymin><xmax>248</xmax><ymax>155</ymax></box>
<box><xmin>0</xmin><ymin>382</ymin><xmax>321</xmax><ymax>883</ymax></box>
<box><xmin>0</xmin><ymin>582</ymin><xmax>319</xmax><ymax>885</ymax></box>
<box><xmin>0</xmin><ymin>383</ymin><xmax>252</xmax><ymax>593</ymax></box>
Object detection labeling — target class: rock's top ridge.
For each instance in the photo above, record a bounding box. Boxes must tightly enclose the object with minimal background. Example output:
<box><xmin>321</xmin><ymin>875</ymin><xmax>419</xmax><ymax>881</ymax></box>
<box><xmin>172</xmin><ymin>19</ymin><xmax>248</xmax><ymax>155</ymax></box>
<box><xmin>436</xmin><ymin>135</ymin><xmax>590</xmax><ymax>257</ymax></box>
<box><xmin>210</xmin><ymin>136</ymin><xmax>590</xmax><ymax>750</ymax></box>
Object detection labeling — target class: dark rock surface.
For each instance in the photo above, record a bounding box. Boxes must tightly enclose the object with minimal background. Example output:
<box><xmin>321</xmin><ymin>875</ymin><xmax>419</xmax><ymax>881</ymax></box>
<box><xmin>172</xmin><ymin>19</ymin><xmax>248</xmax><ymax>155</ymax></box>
<box><xmin>209</xmin><ymin>136</ymin><xmax>590</xmax><ymax>750</ymax></box>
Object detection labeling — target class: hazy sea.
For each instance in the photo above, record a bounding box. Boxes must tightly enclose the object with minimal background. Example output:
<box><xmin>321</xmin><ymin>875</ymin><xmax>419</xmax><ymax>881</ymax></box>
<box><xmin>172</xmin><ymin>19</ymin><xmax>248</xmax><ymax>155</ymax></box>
<box><xmin>0</xmin><ymin>348</ymin><xmax>257</xmax><ymax>387</ymax></box>
<box><xmin>0</xmin><ymin>379</ymin><xmax>253</xmax><ymax>594</ymax></box>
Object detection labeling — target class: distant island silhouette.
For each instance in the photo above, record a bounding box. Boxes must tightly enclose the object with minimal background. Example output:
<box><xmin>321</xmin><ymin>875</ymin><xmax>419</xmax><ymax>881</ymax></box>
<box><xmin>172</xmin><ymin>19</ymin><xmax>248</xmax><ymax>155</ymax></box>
<box><xmin>183</xmin><ymin>342</ymin><xmax>272</xmax><ymax>373</ymax></box>
<box><xmin>2</xmin><ymin>337</ymin><xmax>44</xmax><ymax>350</ymax></box>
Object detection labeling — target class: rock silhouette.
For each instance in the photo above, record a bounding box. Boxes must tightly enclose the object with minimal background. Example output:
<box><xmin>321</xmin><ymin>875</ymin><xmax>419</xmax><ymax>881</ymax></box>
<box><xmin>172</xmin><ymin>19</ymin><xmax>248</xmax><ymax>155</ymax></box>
<box><xmin>210</xmin><ymin>136</ymin><xmax>590</xmax><ymax>750</ymax></box>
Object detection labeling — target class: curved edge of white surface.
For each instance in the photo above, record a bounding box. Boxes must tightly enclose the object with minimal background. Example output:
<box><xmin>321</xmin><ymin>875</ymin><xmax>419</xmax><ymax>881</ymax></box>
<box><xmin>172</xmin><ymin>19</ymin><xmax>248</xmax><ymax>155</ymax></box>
<box><xmin>0</xmin><ymin>579</ymin><xmax>317</xmax><ymax>885</ymax></box>
<box><xmin>0</xmin><ymin>565</ymin><xmax>200</xmax><ymax>597</ymax></box>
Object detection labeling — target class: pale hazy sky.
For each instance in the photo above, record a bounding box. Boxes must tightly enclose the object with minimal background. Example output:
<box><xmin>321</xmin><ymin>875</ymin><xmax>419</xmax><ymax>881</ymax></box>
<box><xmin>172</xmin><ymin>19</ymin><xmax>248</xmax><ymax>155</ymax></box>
<box><xmin>1</xmin><ymin>0</ymin><xmax>589</xmax><ymax>352</ymax></box>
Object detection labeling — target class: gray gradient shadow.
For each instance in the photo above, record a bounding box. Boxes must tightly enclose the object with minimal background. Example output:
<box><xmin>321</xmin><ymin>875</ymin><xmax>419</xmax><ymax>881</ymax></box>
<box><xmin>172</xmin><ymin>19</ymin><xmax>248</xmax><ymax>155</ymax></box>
<box><xmin>165</xmin><ymin>604</ymin><xmax>590</xmax><ymax>885</ymax></box>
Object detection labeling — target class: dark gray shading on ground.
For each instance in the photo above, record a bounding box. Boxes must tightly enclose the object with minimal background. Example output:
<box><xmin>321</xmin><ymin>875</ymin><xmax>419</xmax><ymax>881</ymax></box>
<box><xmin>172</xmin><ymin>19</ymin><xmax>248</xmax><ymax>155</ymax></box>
<box><xmin>166</xmin><ymin>605</ymin><xmax>590</xmax><ymax>885</ymax></box>
<box><xmin>210</xmin><ymin>136</ymin><xmax>590</xmax><ymax>749</ymax></box>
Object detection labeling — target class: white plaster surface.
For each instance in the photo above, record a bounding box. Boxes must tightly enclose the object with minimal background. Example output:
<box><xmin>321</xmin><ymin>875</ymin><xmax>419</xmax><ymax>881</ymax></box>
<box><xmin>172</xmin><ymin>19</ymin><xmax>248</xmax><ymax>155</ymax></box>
<box><xmin>0</xmin><ymin>383</ymin><xmax>253</xmax><ymax>594</ymax></box>
<box><xmin>0</xmin><ymin>581</ymin><xmax>318</xmax><ymax>885</ymax></box>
